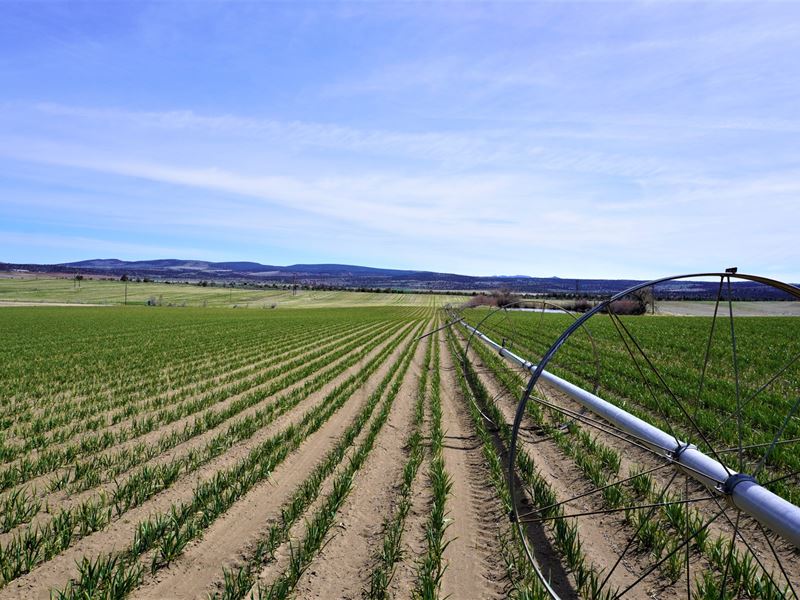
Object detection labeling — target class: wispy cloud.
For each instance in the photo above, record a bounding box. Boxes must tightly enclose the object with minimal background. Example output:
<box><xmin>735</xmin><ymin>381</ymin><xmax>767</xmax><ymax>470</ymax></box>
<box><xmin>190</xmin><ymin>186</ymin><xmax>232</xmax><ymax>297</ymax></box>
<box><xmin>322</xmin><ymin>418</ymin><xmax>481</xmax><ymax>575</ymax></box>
<box><xmin>21</xmin><ymin>103</ymin><xmax>712</xmax><ymax>179</ymax></box>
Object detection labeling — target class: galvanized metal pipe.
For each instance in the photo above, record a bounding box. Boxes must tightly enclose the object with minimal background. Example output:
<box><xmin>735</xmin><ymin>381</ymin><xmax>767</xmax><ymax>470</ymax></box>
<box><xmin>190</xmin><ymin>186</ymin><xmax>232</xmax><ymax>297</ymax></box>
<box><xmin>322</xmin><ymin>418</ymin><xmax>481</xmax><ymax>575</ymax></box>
<box><xmin>461</xmin><ymin>320</ymin><xmax>800</xmax><ymax>550</ymax></box>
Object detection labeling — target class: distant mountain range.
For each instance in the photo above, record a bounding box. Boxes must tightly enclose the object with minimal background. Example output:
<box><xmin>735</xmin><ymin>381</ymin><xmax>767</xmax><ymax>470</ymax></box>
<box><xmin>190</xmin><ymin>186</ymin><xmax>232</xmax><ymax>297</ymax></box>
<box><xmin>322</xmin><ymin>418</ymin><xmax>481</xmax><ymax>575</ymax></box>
<box><xmin>1</xmin><ymin>258</ymin><xmax>796</xmax><ymax>300</ymax></box>
<box><xmin>61</xmin><ymin>258</ymin><xmax>424</xmax><ymax>278</ymax></box>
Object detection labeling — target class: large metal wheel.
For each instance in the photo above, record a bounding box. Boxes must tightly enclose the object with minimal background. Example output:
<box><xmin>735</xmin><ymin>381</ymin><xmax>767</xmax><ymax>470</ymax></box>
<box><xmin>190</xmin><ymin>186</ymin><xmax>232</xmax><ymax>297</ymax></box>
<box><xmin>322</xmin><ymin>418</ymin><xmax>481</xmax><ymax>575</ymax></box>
<box><xmin>499</xmin><ymin>273</ymin><xmax>800</xmax><ymax>599</ymax></box>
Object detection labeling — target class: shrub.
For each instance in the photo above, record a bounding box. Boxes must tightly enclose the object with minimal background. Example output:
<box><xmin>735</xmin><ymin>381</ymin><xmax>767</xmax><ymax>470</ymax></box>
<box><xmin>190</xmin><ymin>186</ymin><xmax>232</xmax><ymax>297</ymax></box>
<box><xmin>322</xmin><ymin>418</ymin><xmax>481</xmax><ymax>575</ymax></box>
<box><xmin>463</xmin><ymin>289</ymin><xmax>520</xmax><ymax>308</ymax></box>
<box><xmin>562</xmin><ymin>299</ymin><xmax>594</xmax><ymax>312</ymax></box>
<box><xmin>603</xmin><ymin>298</ymin><xmax>646</xmax><ymax>315</ymax></box>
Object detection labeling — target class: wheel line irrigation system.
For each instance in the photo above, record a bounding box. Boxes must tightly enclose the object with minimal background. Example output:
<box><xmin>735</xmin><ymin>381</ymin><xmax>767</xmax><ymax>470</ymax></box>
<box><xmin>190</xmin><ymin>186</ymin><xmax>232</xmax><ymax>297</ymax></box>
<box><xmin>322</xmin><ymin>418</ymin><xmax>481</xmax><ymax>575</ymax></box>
<box><xmin>448</xmin><ymin>271</ymin><xmax>800</xmax><ymax>599</ymax></box>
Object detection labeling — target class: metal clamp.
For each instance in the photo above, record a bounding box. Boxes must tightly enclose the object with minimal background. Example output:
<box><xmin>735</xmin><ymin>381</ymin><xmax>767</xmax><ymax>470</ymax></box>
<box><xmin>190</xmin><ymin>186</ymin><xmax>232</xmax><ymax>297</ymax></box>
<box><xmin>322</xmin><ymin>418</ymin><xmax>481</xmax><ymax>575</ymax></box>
<box><xmin>669</xmin><ymin>441</ymin><xmax>695</xmax><ymax>461</ymax></box>
<box><xmin>722</xmin><ymin>473</ymin><xmax>757</xmax><ymax>496</ymax></box>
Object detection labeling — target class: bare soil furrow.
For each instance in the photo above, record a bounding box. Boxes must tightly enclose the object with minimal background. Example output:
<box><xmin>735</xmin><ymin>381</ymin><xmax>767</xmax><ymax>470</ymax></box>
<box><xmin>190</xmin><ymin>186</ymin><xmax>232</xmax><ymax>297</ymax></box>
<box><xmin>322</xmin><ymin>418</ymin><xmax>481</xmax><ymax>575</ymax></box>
<box><xmin>285</xmin><ymin>331</ymin><xmax>428</xmax><ymax>599</ymax></box>
<box><xmin>437</xmin><ymin>332</ymin><xmax>508</xmax><ymax>599</ymax></box>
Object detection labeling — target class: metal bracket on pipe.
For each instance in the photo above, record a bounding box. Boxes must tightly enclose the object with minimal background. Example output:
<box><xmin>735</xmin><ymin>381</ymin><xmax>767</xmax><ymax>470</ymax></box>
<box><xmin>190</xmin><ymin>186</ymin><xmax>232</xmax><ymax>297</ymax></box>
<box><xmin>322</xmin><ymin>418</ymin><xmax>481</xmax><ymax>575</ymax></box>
<box><xmin>722</xmin><ymin>473</ymin><xmax>758</xmax><ymax>508</ymax></box>
<box><xmin>723</xmin><ymin>473</ymin><xmax>757</xmax><ymax>495</ymax></box>
<box><xmin>670</xmin><ymin>442</ymin><xmax>695</xmax><ymax>460</ymax></box>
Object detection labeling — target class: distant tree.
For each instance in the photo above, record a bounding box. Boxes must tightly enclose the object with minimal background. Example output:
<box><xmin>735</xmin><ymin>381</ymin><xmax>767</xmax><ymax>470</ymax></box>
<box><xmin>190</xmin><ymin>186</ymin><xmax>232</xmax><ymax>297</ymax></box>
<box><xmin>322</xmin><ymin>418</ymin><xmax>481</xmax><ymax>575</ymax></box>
<box><xmin>631</xmin><ymin>287</ymin><xmax>655</xmax><ymax>314</ymax></box>
<box><xmin>493</xmin><ymin>288</ymin><xmax>518</xmax><ymax>307</ymax></box>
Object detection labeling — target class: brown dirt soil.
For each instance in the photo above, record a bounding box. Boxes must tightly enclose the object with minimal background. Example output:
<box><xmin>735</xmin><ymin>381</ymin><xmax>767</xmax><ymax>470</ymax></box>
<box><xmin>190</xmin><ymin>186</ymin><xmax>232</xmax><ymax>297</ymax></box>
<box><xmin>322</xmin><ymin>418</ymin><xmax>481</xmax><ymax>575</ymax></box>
<box><xmin>272</xmin><ymin>333</ymin><xmax>429</xmax><ymax>599</ymax></box>
<box><xmin>436</xmin><ymin>333</ymin><xmax>509</xmax><ymax>599</ymax></box>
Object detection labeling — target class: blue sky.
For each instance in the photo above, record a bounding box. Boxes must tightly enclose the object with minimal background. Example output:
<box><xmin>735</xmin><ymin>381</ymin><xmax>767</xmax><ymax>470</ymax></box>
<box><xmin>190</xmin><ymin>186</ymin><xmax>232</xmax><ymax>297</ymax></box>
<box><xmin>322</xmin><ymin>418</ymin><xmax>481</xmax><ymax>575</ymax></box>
<box><xmin>1</xmin><ymin>2</ymin><xmax>799</xmax><ymax>279</ymax></box>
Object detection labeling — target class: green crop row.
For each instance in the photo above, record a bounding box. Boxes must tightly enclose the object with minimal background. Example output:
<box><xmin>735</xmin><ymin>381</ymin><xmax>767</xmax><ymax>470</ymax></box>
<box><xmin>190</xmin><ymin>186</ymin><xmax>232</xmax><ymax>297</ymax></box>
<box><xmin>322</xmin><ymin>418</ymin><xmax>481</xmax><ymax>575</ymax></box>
<box><xmin>50</xmin><ymin>319</ymin><xmax>422</xmax><ymax>598</ymax></box>
<box><xmin>413</xmin><ymin>332</ymin><xmax>451</xmax><ymax>600</ymax></box>
<box><xmin>366</xmin><ymin>327</ymin><xmax>433</xmax><ymax>600</ymax></box>
<box><xmin>253</xmin><ymin>324</ymin><xmax>425</xmax><ymax>600</ymax></box>
<box><xmin>0</xmin><ymin>319</ymin><xmax>413</xmax><ymax>587</ymax></box>
<box><xmin>211</xmin><ymin>322</ymin><xmax>429</xmax><ymax>600</ymax></box>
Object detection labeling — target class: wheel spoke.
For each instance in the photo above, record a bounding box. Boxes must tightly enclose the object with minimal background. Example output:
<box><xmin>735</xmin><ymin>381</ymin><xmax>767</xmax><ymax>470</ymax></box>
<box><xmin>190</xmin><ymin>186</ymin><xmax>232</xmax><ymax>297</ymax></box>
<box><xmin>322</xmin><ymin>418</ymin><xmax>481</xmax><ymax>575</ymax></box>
<box><xmin>599</xmin><ymin>469</ymin><xmax>680</xmax><ymax>593</ymax></box>
<box><xmin>710</xmin><ymin>495</ymin><xmax>789</xmax><ymax>600</ymax></box>
<box><xmin>685</xmin><ymin>475</ymin><xmax>691</xmax><ymax>599</ymax></box>
<box><xmin>718</xmin><ymin>511</ymin><xmax>742</xmax><ymax>598</ymax></box>
<box><xmin>766</xmin><ymin>468</ymin><xmax>800</xmax><ymax>486</ymax></box>
<box><xmin>753</xmin><ymin>395</ymin><xmax>800</xmax><ymax>478</ymax></box>
<box><xmin>516</xmin><ymin>462</ymin><xmax>673</xmax><ymax>520</ymax></box>
<box><xmin>607</xmin><ymin>309</ymin><xmax>682</xmax><ymax>446</ymax></box>
<box><xmin>725</xmin><ymin>275</ymin><xmax>745</xmax><ymax>473</ymax></box>
<box><xmin>695</xmin><ymin>277</ymin><xmax>725</xmax><ymax>419</ymax></box>
<box><xmin>517</xmin><ymin>494</ymin><xmax>717</xmax><ymax>524</ymax></box>
<box><xmin>757</xmin><ymin>522</ymin><xmax>799</xmax><ymax>600</ymax></box>
<box><xmin>531</xmin><ymin>393</ymin><xmax>670</xmax><ymax>454</ymax></box>
<box><xmin>527</xmin><ymin>392</ymin><xmax>727</xmax><ymax>485</ymax></box>
<box><xmin>716</xmin><ymin>436</ymin><xmax>800</xmax><ymax>455</ymax></box>
<box><xmin>709</xmin><ymin>352</ymin><xmax>800</xmax><ymax>440</ymax></box>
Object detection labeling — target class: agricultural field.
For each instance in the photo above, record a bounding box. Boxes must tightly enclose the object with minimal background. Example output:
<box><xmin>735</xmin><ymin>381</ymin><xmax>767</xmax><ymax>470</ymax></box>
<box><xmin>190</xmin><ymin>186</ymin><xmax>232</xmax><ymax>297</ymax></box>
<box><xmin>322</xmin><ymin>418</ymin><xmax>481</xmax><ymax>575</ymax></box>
<box><xmin>0</xmin><ymin>300</ymin><xmax>798</xmax><ymax>599</ymax></box>
<box><xmin>0</xmin><ymin>302</ymin><xmax>526</xmax><ymax>600</ymax></box>
<box><xmin>0</xmin><ymin>276</ymin><xmax>467</xmax><ymax>309</ymax></box>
